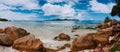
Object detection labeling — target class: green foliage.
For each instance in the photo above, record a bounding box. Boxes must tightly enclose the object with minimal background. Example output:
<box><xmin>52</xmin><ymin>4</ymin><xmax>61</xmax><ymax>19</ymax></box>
<box><xmin>104</xmin><ymin>17</ymin><xmax>111</xmax><ymax>23</ymax></box>
<box><xmin>110</xmin><ymin>40</ymin><xmax>120</xmax><ymax>52</ymax></box>
<box><xmin>0</xmin><ymin>18</ymin><xmax>9</xmax><ymax>21</ymax></box>
<box><xmin>111</xmin><ymin>0</ymin><xmax>120</xmax><ymax>17</ymax></box>
<box><xmin>110</xmin><ymin>45</ymin><xmax>118</xmax><ymax>52</ymax></box>
<box><xmin>111</xmin><ymin>6</ymin><xmax>118</xmax><ymax>16</ymax></box>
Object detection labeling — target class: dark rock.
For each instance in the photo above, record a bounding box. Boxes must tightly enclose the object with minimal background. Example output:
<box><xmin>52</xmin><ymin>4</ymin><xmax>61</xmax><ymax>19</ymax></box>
<box><xmin>0</xmin><ymin>33</ymin><xmax>14</xmax><ymax>46</ymax></box>
<box><xmin>57</xmin><ymin>43</ymin><xmax>71</xmax><ymax>51</ymax></box>
<box><xmin>58</xmin><ymin>33</ymin><xmax>70</xmax><ymax>41</ymax></box>
<box><xmin>46</xmin><ymin>48</ymin><xmax>57</xmax><ymax>52</ymax></box>
<box><xmin>0</xmin><ymin>29</ymin><xmax>4</xmax><ymax>33</ymax></box>
<box><xmin>74</xmin><ymin>34</ymin><xmax>79</xmax><ymax>37</ymax></box>
<box><xmin>53</xmin><ymin>36</ymin><xmax>59</xmax><ymax>40</ymax></box>
<box><xmin>15</xmin><ymin>28</ymin><xmax>30</xmax><ymax>38</ymax></box>
<box><xmin>110</xmin><ymin>19</ymin><xmax>119</xmax><ymax>26</ymax></box>
<box><xmin>71</xmin><ymin>25</ymin><xmax>80</xmax><ymax>32</ymax></box>
<box><xmin>0</xmin><ymin>18</ymin><xmax>9</xmax><ymax>21</ymax></box>
<box><xmin>54</xmin><ymin>33</ymin><xmax>70</xmax><ymax>41</ymax></box>
<box><xmin>86</xmin><ymin>27</ymin><xmax>96</xmax><ymax>30</ymax></box>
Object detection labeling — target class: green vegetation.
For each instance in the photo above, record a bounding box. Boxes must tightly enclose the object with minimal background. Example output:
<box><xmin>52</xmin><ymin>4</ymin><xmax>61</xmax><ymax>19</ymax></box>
<box><xmin>46</xmin><ymin>18</ymin><xmax>79</xmax><ymax>21</ymax></box>
<box><xmin>0</xmin><ymin>18</ymin><xmax>9</xmax><ymax>21</ymax></box>
<box><xmin>104</xmin><ymin>17</ymin><xmax>111</xmax><ymax>23</ymax></box>
<box><xmin>111</xmin><ymin>0</ymin><xmax>120</xmax><ymax>17</ymax></box>
<box><xmin>110</xmin><ymin>45</ymin><xmax>118</xmax><ymax>52</ymax></box>
<box><xmin>110</xmin><ymin>40</ymin><xmax>120</xmax><ymax>52</ymax></box>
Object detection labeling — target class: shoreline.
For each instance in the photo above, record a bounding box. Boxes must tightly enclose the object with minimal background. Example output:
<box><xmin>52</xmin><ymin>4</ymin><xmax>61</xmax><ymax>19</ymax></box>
<box><xmin>0</xmin><ymin>24</ymin><xmax>97</xmax><ymax>52</ymax></box>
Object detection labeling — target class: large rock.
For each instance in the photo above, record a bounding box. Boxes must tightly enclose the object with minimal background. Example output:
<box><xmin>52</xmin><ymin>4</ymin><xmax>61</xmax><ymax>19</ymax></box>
<box><xmin>96</xmin><ymin>27</ymin><xmax>113</xmax><ymax>36</ymax></box>
<box><xmin>112</xmin><ymin>24</ymin><xmax>120</xmax><ymax>36</ymax></box>
<box><xmin>12</xmin><ymin>35</ymin><xmax>45</xmax><ymax>52</ymax></box>
<box><xmin>110</xmin><ymin>19</ymin><xmax>119</xmax><ymax>26</ymax></box>
<box><xmin>4</xmin><ymin>26</ymin><xmax>29</xmax><ymax>40</ymax></box>
<box><xmin>54</xmin><ymin>33</ymin><xmax>70</xmax><ymax>41</ymax></box>
<box><xmin>24</xmin><ymin>48</ymin><xmax>57</xmax><ymax>52</ymax></box>
<box><xmin>4</xmin><ymin>26</ymin><xmax>19</xmax><ymax>40</ymax></box>
<box><xmin>71</xmin><ymin>34</ymin><xmax>96</xmax><ymax>51</ymax></box>
<box><xmin>0</xmin><ymin>33</ymin><xmax>14</xmax><ymax>46</ymax></box>
<box><xmin>94</xmin><ymin>29</ymin><xmax>110</xmax><ymax>44</ymax></box>
<box><xmin>97</xmin><ymin>23</ymin><xmax>109</xmax><ymax>29</ymax></box>
<box><xmin>92</xmin><ymin>34</ymin><xmax>109</xmax><ymax>45</ymax></box>
<box><xmin>97</xmin><ymin>19</ymin><xmax>119</xmax><ymax>29</ymax></box>
<box><xmin>0</xmin><ymin>29</ymin><xmax>4</xmax><ymax>33</ymax></box>
<box><xmin>88</xmin><ymin>32</ymin><xmax>110</xmax><ymax>44</ymax></box>
<box><xmin>58</xmin><ymin>33</ymin><xmax>70</xmax><ymax>41</ymax></box>
<box><xmin>71</xmin><ymin>32</ymin><xmax>110</xmax><ymax>51</ymax></box>
<box><xmin>15</xmin><ymin>28</ymin><xmax>30</xmax><ymax>38</ymax></box>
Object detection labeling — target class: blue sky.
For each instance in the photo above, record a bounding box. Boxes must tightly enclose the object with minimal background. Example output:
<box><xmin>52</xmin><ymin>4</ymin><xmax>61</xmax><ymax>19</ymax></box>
<box><xmin>0</xmin><ymin>0</ymin><xmax>119</xmax><ymax>21</ymax></box>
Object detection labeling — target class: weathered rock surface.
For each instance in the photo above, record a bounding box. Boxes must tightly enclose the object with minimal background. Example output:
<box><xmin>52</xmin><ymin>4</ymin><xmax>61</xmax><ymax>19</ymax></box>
<box><xmin>0</xmin><ymin>33</ymin><xmax>13</xmax><ymax>46</ymax></box>
<box><xmin>98</xmin><ymin>23</ymin><xmax>109</xmax><ymax>29</ymax></box>
<box><xmin>54</xmin><ymin>33</ymin><xmax>70</xmax><ymax>41</ymax></box>
<box><xmin>12</xmin><ymin>35</ymin><xmax>44</xmax><ymax>51</ymax></box>
<box><xmin>0</xmin><ymin>29</ymin><xmax>4</xmax><ymax>33</ymax></box>
<box><xmin>71</xmin><ymin>34</ymin><xmax>96</xmax><ymax>51</ymax></box>
<box><xmin>4</xmin><ymin>26</ymin><xmax>19</xmax><ymax>40</ymax></box>
<box><xmin>15</xmin><ymin>28</ymin><xmax>30</xmax><ymax>38</ymax></box>
<box><xmin>92</xmin><ymin>34</ymin><xmax>109</xmax><ymax>44</ymax></box>
<box><xmin>4</xmin><ymin>26</ymin><xmax>29</xmax><ymax>40</ymax></box>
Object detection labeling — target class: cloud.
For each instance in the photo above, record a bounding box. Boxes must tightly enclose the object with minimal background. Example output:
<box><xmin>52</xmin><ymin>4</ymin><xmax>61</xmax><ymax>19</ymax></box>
<box><xmin>47</xmin><ymin>0</ymin><xmax>65</xmax><ymax>3</ymax></box>
<box><xmin>0</xmin><ymin>0</ymin><xmax>41</xmax><ymax>20</ymax></box>
<box><xmin>0</xmin><ymin>10</ymin><xmax>38</xmax><ymax>20</ymax></box>
<box><xmin>0</xmin><ymin>3</ymin><xmax>16</xmax><ymax>10</ymax></box>
<box><xmin>0</xmin><ymin>0</ymin><xmax>103</xmax><ymax>21</ymax></box>
<box><xmin>41</xmin><ymin>3</ymin><xmax>75</xmax><ymax>17</ymax></box>
<box><xmin>74</xmin><ymin>10</ymin><xmax>93</xmax><ymax>20</ymax></box>
<box><xmin>47</xmin><ymin>0</ymin><xmax>80</xmax><ymax>6</ymax></box>
<box><xmin>0</xmin><ymin>0</ymin><xmax>40</xmax><ymax>10</ymax></box>
<box><xmin>89</xmin><ymin>0</ymin><xmax>115</xmax><ymax>13</ymax></box>
<box><xmin>41</xmin><ymin>2</ymin><xmax>91</xmax><ymax>20</ymax></box>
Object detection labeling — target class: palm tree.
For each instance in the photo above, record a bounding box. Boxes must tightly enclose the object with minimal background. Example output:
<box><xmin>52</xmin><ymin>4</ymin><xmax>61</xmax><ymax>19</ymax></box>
<box><xmin>104</xmin><ymin>16</ymin><xmax>111</xmax><ymax>23</ymax></box>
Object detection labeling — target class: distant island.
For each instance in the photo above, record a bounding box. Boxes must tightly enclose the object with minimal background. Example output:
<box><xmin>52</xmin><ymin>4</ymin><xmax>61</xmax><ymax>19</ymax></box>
<box><xmin>46</xmin><ymin>18</ymin><xmax>79</xmax><ymax>21</ymax></box>
<box><xmin>0</xmin><ymin>18</ymin><xmax>9</xmax><ymax>21</ymax></box>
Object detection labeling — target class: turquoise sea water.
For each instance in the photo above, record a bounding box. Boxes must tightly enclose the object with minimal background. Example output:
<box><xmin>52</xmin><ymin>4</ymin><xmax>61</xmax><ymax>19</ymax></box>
<box><xmin>0</xmin><ymin>20</ymin><xmax>99</xmax><ymax>39</ymax></box>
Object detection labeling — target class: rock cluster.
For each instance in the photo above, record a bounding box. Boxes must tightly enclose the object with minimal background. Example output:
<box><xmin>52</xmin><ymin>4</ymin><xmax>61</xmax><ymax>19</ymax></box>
<box><xmin>1</xmin><ymin>19</ymin><xmax>120</xmax><ymax>52</ymax></box>
<box><xmin>71</xmin><ymin>19</ymin><xmax>120</xmax><ymax>52</ymax></box>
<box><xmin>0</xmin><ymin>26</ymin><xmax>56</xmax><ymax>52</ymax></box>
<box><xmin>0</xmin><ymin>26</ymin><xmax>29</xmax><ymax>46</ymax></box>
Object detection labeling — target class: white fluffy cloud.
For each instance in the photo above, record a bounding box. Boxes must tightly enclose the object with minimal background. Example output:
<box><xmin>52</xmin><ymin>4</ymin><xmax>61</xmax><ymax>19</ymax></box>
<box><xmin>0</xmin><ymin>0</ymin><xmax>40</xmax><ymax>10</ymax></box>
<box><xmin>47</xmin><ymin>0</ymin><xmax>65</xmax><ymax>3</ymax></box>
<box><xmin>0</xmin><ymin>10</ymin><xmax>37</xmax><ymax>20</ymax></box>
<box><xmin>47</xmin><ymin>0</ymin><xmax>80</xmax><ymax>6</ymax></box>
<box><xmin>74</xmin><ymin>10</ymin><xmax>93</xmax><ymax>20</ymax></box>
<box><xmin>0</xmin><ymin>4</ymin><xmax>12</xmax><ymax>10</ymax></box>
<box><xmin>89</xmin><ymin>0</ymin><xmax>115</xmax><ymax>13</ymax></box>
<box><xmin>41</xmin><ymin>3</ymin><xmax>75</xmax><ymax>17</ymax></box>
<box><xmin>0</xmin><ymin>0</ymin><xmax>40</xmax><ymax>20</ymax></box>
